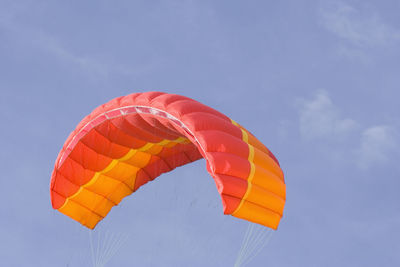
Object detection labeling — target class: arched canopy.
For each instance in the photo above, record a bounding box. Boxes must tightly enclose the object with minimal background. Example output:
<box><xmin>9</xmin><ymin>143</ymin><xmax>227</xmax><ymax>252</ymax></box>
<box><xmin>50</xmin><ymin>92</ymin><xmax>285</xmax><ymax>229</ymax></box>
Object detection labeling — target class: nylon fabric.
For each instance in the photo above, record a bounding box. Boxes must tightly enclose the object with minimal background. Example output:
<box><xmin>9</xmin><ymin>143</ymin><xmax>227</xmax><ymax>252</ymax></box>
<box><xmin>50</xmin><ymin>92</ymin><xmax>286</xmax><ymax>229</ymax></box>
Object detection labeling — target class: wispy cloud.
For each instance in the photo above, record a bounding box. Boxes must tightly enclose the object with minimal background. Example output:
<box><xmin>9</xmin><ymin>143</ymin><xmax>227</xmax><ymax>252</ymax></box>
<box><xmin>318</xmin><ymin>1</ymin><xmax>400</xmax><ymax>61</ymax></box>
<box><xmin>356</xmin><ymin>125</ymin><xmax>397</xmax><ymax>169</ymax></box>
<box><xmin>319</xmin><ymin>1</ymin><xmax>400</xmax><ymax>48</ymax></box>
<box><xmin>32</xmin><ymin>31</ymin><xmax>112</xmax><ymax>79</ymax></box>
<box><xmin>0</xmin><ymin>7</ymin><xmax>151</xmax><ymax>81</ymax></box>
<box><xmin>297</xmin><ymin>90</ymin><xmax>357</xmax><ymax>139</ymax></box>
<box><xmin>297</xmin><ymin>91</ymin><xmax>398</xmax><ymax>169</ymax></box>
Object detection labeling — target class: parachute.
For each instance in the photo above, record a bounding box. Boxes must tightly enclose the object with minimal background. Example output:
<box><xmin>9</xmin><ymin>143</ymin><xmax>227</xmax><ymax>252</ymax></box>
<box><xmin>50</xmin><ymin>92</ymin><xmax>286</xmax><ymax>231</ymax></box>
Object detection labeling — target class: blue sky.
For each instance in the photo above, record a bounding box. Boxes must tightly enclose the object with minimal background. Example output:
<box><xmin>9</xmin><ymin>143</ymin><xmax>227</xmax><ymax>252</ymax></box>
<box><xmin>1</xmin><ymin>0</ymin><xmax>399</xmax><ymax>266</ymax></box>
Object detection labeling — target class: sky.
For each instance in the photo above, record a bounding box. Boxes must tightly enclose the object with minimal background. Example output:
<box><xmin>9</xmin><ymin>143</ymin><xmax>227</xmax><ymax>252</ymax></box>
<box><xmin>1</xmin><ymin>0</ymin><xmax>399</xmax><ymax>266</ymax></box>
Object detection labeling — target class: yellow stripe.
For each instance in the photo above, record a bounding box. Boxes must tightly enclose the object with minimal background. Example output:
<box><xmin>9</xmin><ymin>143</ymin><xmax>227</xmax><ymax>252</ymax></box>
<box><xmin>58</xmin><ymin>163</ymin><xmax>120</xmax><ymax>210</ymax></box>
<box><xmin>240</xmin><ymin>161</ymin><xmax>255</xmax><ymax>196</ymax></box>
<box><xmin>241</xmin><ymin>129</ymin><xmax>248</xmax><ymax>143</ymax></box>
<box><xmin>231</xmin><ymin>119</ymin><xmax>249</xmax><ymax>143</ymax></box>
<box><xmin>231</xmin><ymin>118</ymin><xmax>256</xmax><ymax>215</ymax></box>
<box><xmin>58</xmin><ymin>137</ymin><xmax>189</xmax><ymax>211</ymax></box>
<box><xmin>119</xmin><ymin>149</ymin><xmax>137</xmax><ymax>161</ymax></box>
<box><xmin>138</xmin><ymin>143</ymin><xmax>154</xmax><ymax>151</ymax></box>
<box><xmin>231</xmin><ymin>119</ymin><xmax>239</xmax><ymax>127</ymax></box>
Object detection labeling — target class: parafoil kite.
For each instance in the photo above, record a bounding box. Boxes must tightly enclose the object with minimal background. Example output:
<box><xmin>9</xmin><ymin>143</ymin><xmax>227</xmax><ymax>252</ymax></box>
<box><xmin>50</xmin><ymin>92</ymin><xmax>286</xmax><ymax>230</ymax></box>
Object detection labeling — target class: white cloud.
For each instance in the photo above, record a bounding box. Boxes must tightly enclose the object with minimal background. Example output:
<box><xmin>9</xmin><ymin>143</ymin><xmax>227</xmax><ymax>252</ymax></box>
<box><xmin>297</xmin><ymin>91</ymin><xmax>398</xmax><ymax>169</ymax></box>
<box><xmin>298</xmin><ymin>90</ymin><xmax>357</xmax><ymax>139</ymax></box>
<box><xmin>357</xmin><ymin>125</ymin><xmax>397</xmax><ymax>169</ymax></box>
<box><xmin>319</xmin><ymin>1</ymin><xmax>400</xmax><ymax>48</ymax></box>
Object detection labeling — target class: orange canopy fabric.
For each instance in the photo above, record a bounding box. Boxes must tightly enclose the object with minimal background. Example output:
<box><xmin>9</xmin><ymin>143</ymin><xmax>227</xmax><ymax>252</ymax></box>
<box><xmin>50</xmin><ymin>92</ymin><xmax>285</xmax><ymax>229</ymax></box>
